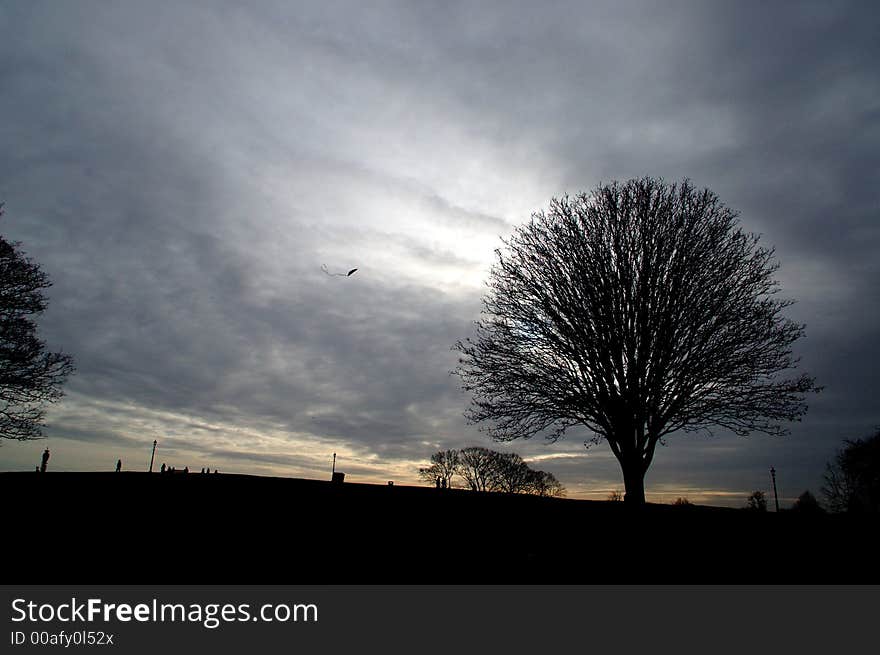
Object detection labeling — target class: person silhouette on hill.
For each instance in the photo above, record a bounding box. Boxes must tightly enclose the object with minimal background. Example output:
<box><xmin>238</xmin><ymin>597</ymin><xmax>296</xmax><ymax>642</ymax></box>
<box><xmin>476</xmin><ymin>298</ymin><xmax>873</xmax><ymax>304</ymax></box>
<box><xmin>40</xmin><ymin>448</ymin><xmax>50</xmax><ymax>473</ymax></box>
<box><xmin>160</xmin><ymin>463</ymin><xmax>166</xmax><ymax>474</ymax></box>
<box><xmin>183</xmin><ymin>466</ymin><xmax>188</xmax><ymax>474</ymax></box>
<box><xmin>116</xmin><ymin>459</ymin><xmax>122</xmax><ymax>472</ymax></box>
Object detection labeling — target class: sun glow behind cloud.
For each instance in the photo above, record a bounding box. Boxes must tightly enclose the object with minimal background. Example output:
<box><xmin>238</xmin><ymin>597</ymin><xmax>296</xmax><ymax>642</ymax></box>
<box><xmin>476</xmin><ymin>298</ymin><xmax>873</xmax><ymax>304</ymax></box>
<box><xmin>1</xmin><ymin>1</ymin><xmax>878</xmax><ymax>507</ymax></box>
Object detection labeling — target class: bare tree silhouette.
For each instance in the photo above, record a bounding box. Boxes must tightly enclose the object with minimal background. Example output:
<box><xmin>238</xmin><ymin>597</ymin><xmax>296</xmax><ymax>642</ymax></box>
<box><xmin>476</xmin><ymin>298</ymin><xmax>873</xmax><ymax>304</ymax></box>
<box><xmin>746</xmin><ymin>490</ymin><xmax>768</xmax><ymax>512</ymax></box>
<box><xmin>0</xmin><ymin>205</ymin><xmax>75</xmax><ymax>440</ymax></box>
<box><xmin>418</xmin><ymin>449</ymin><xmax>460</xmax><ymax>488</ymax></box>
<box><xmin>419</xmin><ymin>447</ymin><xmax>566</xmax><ymax>497</ymax></box>
<box><xmin>823</xmin><ymin>429</ymin><xmax>880</xmax><ymax>513</ymax></box>
<box><xmin>491</xmin><ymin>452</ymin><xmax>534</xmax><ymax>494</ymax></box>
<box><xmin>455</xmin><ymin>178</ymin><xmax>819</xmax><ymax>506</ymax></box>
<box><xmin>456</xmin><ymin>446</ymin><xmax>500</xmax><ymax>492</ymax></box>
<box><xmin>526</xmin><ymin>469</ymin><xmax>565</xmax><ymax>497</ymax></box>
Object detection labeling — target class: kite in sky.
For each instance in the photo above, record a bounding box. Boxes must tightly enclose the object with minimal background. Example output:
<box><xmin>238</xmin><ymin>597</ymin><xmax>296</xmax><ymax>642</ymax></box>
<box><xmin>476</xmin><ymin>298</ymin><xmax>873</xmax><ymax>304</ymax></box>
<box><xmin>322</xmin><ymin>264</ymin><xmax>358</xmax><ymax>277</ymax></box>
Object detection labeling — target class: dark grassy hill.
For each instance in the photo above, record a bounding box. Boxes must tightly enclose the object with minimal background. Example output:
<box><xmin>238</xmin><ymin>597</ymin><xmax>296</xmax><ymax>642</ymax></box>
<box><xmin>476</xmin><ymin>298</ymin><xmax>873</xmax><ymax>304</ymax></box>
<box><xmin>2</xmin><ymin>472</ymin><xmax>876</xmax><ymax>583</ymax></box>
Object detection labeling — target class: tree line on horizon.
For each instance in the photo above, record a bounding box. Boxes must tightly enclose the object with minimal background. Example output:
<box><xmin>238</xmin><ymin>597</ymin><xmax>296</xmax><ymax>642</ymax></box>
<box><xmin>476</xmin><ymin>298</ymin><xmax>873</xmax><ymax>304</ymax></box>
<box><xmin>419</xmin><ymin>447</ymin><xmax>565</xmax><ymax>497</ymax></box>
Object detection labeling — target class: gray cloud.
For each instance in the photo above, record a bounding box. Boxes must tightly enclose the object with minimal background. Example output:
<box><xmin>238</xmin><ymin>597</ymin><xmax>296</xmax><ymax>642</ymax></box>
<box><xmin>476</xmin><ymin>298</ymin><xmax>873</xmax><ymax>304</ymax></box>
<box><xmin>1</xmin><ymin>0</ymin><xmax>878</xmax><ymax>505</ymax></box>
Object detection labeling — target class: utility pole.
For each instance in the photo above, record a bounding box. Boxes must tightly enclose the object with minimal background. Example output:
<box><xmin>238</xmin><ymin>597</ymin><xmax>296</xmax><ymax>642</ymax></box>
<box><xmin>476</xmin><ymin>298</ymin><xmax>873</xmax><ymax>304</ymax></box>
<box><xmin>149</xmin><ymin>439</ymin><xmax>157</xmax><ymax>473</ymax></box>
<box><xmin>770</xmin><ymin>466</ymin><xmax>779</xmax><ymax>512</ymax></box>
<box><xmin>332</xmin><ymin>452</ymin><xmax>336</xmax><ymax>475</ymax></box>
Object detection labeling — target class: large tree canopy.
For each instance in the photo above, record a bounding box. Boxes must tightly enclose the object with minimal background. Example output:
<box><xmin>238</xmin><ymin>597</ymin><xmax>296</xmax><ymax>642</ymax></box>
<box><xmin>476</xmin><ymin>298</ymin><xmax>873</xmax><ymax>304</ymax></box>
<box><xmin>454</xmin><ymin>178</ymin><xmax>819</xmax><ymax>505</ymax></box>
<box><xmin>0</xmin><ymin>206</ymin><xmax>74</xmax><ymax>440</ymax></box>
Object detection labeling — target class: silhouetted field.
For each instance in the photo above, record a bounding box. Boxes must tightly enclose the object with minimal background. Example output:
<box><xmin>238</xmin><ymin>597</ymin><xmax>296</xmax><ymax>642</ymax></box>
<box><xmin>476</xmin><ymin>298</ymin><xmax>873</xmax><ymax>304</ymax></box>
<box><xmin>3</xmin><ymin>472</ymin><xmax>876</xmax><ymax>583</ymax></box>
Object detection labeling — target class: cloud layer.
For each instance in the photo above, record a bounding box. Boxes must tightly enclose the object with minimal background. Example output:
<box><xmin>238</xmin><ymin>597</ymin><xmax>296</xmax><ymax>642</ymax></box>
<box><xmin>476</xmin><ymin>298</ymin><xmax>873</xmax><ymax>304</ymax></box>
<box><xmin>1</xmin><ymin>1</ymin><xmax>878</xmax><ymax>505</ymax></box>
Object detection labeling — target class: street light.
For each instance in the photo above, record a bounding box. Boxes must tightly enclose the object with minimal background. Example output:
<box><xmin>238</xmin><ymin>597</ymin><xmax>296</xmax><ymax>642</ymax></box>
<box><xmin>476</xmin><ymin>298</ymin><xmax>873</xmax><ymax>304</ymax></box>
<box><xmin>770</xmin><ymin>466</ymin><xmax>779</xmax><ymax>512</ymax></box>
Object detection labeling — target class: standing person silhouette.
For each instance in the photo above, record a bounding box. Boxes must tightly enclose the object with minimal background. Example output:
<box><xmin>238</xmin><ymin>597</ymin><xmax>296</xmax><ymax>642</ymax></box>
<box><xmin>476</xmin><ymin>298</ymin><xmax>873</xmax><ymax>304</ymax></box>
<box><xmin>40</xmin><ymin>448</ymin><xmax>50</xmax><ymax>473</ymax></box>
<box><xmin>116</xmin><ymin>459</ymin><xmax>122</xmax><ymax>472</ymax></box>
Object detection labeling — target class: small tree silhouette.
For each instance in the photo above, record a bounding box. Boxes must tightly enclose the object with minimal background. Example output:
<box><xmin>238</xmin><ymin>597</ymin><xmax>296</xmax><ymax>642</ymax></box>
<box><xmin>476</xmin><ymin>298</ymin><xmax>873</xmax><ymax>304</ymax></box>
<box><xmin>419</xmin><ymin>449</ymin><xmax>460</xmax><ymax>488</ymax></box>
<box><xmin>491</xmin><ymin>452</ymin><xmax>535</xmax><ymax>493</ymax></box>
<box><xmin>456</xmin><ymin>447</ymin><xmax>499</xmax><ymax>492</ymax></box>
<box><xmin>526</xmin><ymin>469</ymin><xmax>565</xmax><ymax>497</ymax></box>
<box><xmin>822</xmin><ymin>429</ymin><xmax>880</xmax><ymax>513</ymax></box>
<box><xmin>746</xmin><ymin>491</ymin><xmax>768</xmax><ymax>512</ymax></box>
<box><xmin>791</xmin><ymin>490</ymin><xmax>824</xmax><ymax>514</ymax></box>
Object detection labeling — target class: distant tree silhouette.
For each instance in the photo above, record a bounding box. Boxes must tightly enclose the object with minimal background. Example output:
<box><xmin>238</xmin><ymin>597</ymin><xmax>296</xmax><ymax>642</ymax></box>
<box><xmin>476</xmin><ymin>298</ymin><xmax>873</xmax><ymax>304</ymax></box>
<box><xmin>672</xmin><ymin>497</ymin><xmax>692</xmax><ymax>507</ymax></box>
<box><xmin>746</xmin><ymin>490</ymin><xmax>768</xmax><ymax>512</ymax></box>
<box><xmin>454</xmin><ymin>178</ymin><xmax>819</xmax><ymax>506</ymax></box>
<box><xmin>491</xmin><ymin>452</ymin><xmax>534</xmax><ymax>493</ymax></box>
<box><xmin>422</xmin><ymin>446</ymin><xmax>566</xmax><ymax>496</ymax></box>
<box><xmin>607</xmin><ymin>490</ymin><xmax>623</xmax><ymax>502</ymax></box>
<box><xmin>457</xmin><ymin>446</ymin><xmax>501</xmax><ymax>492</ymax></box>
<box><xmin>526</xmin><ymin>469</ymin><xmax>565</xmax><ymax>497</ymax></box>
<box><xmin>790</xmin><ymin>490</ymin><xmax>824</xmax><ymax>514</ymax></box>
<box><xmin>822</xmin><ymin>429</ymin><xmax>880</xmax><ymax>513</ymax></box>
<box><xmin>418</xmin><ymin>449</ymin><xmax>460</xmax><ymax>489</ymax></box>
<box><xmin>0</xmin><ymin>205</ymin><xmax>74</xmax><ymax>440</ymax></box>
<box><xmin>490</xmin><ymin>453</ymin><xmax>567</xmax><ymax>496</ymax></box>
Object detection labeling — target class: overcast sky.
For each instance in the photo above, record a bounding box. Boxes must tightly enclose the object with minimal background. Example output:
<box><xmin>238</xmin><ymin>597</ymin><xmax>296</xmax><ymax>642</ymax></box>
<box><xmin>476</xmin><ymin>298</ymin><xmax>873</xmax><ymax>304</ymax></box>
<box><xmin>1</xmin><ymin>1</ymin><xmax>877</xmax><ymax>505</ymax></box>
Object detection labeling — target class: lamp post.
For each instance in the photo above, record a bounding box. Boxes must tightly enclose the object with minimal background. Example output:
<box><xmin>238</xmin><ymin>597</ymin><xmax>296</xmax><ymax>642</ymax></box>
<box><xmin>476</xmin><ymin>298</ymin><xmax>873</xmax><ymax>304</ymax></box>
<box><xmin>149</xmin><ymin>440</ymin><xmax>157</xmax><ymax>473</ymax></box>
<box><xmin>770</xmin><ymin>466</ymin><xmax>779</xmax><ymax>512</ymax></box>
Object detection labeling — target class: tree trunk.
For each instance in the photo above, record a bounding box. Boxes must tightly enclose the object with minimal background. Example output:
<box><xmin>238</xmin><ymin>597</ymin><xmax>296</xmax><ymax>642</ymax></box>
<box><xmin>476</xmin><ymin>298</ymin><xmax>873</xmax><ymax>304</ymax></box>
<box><xmin>622</xmin><ymin>465</ymin><xmax>646</xmax><ymax>506</ymax></box>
